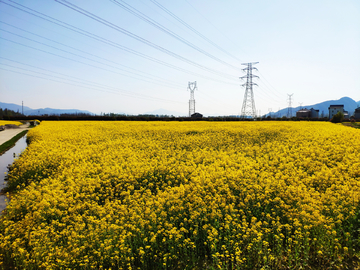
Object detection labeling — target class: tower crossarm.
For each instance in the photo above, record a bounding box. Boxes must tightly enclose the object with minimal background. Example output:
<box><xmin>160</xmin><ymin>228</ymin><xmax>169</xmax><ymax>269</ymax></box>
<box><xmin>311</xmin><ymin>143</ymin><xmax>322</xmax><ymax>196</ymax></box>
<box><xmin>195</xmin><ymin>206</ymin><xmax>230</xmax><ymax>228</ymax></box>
<box><xmin>241</xmin><ymin>82</ymin><xmax>258</xmax><ymax>87</ymax></box>
<box><xmin>241</xmin><ymin>62</ymin><xmax>259</xmax><ymax>65</ymax></box>
<box><xmin>240</xmin><ymin>74</ymin><xmax>259</xmax><ymax>80</ymax></box>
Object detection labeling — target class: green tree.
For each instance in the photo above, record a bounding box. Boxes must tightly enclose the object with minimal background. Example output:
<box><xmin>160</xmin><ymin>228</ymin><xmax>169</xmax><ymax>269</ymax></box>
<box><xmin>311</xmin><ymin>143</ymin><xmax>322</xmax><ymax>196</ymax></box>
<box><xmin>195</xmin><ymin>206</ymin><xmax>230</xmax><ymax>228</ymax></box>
<box><xmin>331</xmin><ymin>111</ymin><xmax>344</xmax><ymax>123</ymax></box>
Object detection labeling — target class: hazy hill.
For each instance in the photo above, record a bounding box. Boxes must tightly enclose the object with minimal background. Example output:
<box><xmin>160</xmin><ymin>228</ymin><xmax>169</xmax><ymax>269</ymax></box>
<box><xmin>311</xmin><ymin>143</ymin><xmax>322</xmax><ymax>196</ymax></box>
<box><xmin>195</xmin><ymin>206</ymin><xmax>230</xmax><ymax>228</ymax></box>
<box><xmin>2</xmin><ymin>98</ymin><xmax>358</xmax><ymax>118</ymax></box>
<box><xmin>0</xmin><ymin>102</ymin><xmax>93</xmax><ymax>116</ymax></box>
<box><xmin>270</xmin><ymin>97</ymin><xmax>359</xmax><ymax>118</ymax></box>
<box><xmin>26</xmin><ymin>108</ymin><xmax>94</xmax><ymax>116</ymax></box>
<box><xmin>0</xmin><ymin>102</ymin><xmax>32</xmax><ymax>113</ymax></box>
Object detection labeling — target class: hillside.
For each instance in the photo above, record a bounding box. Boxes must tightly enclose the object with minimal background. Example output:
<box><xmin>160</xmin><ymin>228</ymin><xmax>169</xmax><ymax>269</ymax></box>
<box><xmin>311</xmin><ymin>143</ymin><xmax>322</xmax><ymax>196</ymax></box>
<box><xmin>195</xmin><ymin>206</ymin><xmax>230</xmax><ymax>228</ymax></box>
<box><xmin>0</xmin><ymin>102</ymin><xmax>93</xmax><ymax>116</ymax></box>
<box><xmin>270</xmin><ymin>97</ymin><xmax>359</xmax><ymax>118</ymax></box>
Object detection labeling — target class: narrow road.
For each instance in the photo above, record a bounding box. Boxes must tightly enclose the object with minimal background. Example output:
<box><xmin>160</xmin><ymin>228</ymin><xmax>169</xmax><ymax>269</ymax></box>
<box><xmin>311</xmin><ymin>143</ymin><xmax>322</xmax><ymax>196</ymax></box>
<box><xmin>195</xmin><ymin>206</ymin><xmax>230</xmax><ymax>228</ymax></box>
<box><xmin>0</xmin><ymin>124</ymin><xmax>31</xmax><ymax>146</ymax></box>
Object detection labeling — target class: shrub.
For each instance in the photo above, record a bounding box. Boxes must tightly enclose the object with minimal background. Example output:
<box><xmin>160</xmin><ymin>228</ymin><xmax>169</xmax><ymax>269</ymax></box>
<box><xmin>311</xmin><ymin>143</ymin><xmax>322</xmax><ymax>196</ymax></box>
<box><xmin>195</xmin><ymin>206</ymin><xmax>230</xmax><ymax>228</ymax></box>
<box><xmin>331</xmin><ymin>111</ymin><xmax>344</xmax><ymax>123</ymax></box>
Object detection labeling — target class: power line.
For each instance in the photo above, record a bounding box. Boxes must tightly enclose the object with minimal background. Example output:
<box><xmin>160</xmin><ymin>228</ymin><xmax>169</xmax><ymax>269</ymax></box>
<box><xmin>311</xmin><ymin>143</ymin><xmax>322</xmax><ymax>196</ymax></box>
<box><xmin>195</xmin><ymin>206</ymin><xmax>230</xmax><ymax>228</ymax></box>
<box><xmin>257</xmin><ymin>70</ymin><xmax>284</xmax><ymax>99</ymax></box>
<box><xmin>0</xmin><ymin>0</ymin><xmax>289</xmax><ymax>114</ymax></box>
<box><xmin>0</xmin><ymin>57</ymin><xmax>151</xmax><ymax>97</ymax></box>
<box><xmin>181</xmin><ymin>0</ymin><xmax>241</xmax><ymax>62</ymax></box>
<box><xmin>109</xmin><ymin>0</ymin><xmax>240</xmax><ymax>71</ymax></box>
<box><xmin>1</xmin><ymin>28</ymin><xmax>278</xmax><ymax>111</ymax></box>
<box><xmin>1</xmin><ymin>36</ymin><xmax>186</xmax><ymax>89</ymax></box>
<box><xmin>54</xmin><ymin>0</ymin><xmax>238</xmax><ymax>80</ymax></box>
<box><xmin>0</xmin><ymin>63</ymin><xmax>184</xmax><ymax>104</ymax></box>
<box><xmin>0</xmin><ymin>0</ymin><xmax>238</xmax><ymax>85</ymax></box>
<box><xmin>182</xmin><ymin>0</ymin><xmax>286</xmax><ymax>103</ymax></box>
<box><xmin>0</xmin><ymin>20</ymin><xmax>184</xmax><ymax>89</ymax></box>
<box><xmin>0</xmin><ymin>28</ymin><xmax>184</xmax><ymax>90</ymax></box>
<box><xmin>150</xmin><ymin>0</ymin><xmax>243</xmax><ymax>64</ymax></box>
<box><xmin>195</xmin><ymin>90</ymin><xmax>230</xmax><ymax>115</ymax></box>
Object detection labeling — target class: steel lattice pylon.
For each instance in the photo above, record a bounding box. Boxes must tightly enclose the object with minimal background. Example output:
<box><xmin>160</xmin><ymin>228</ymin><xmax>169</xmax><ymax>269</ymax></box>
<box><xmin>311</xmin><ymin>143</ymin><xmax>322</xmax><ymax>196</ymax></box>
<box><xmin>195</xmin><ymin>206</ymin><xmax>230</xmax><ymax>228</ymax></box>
<box><xmin>188</xmin><ymin>81</ymin><xmax>197</xmax><ymax>117</ymax></box>
<box><xmin>287</xmin><ymin>93</ymin><xmax>293</xmax><ymax>118</ymax></box>
<box><xmin>240</xmin><ymin>62</ymin><xmax>258</xmax><ymax>118</ymax></box>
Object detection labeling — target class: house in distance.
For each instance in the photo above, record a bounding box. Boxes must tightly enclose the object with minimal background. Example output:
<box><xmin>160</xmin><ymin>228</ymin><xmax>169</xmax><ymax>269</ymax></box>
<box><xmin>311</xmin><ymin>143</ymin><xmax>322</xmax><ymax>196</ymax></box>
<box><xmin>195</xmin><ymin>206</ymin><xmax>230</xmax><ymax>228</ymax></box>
<box><xmin>296</xmin><ymin>108</ymin><xmax>319</xmax><ymax>118</ymax></box>
<box><xmin>328</xmin><ymin>105</ymin><xmax>349</xmax><ymax>120</ymax></box>
<box><xmin>354</xmin><ymin>107</ymin><xmax>360</xmax><ymax>120</ymax></box>
<box><xmin>191</xmin><ymin>112</ymin><xmax>203</xmax><ymax>119</ymax></box>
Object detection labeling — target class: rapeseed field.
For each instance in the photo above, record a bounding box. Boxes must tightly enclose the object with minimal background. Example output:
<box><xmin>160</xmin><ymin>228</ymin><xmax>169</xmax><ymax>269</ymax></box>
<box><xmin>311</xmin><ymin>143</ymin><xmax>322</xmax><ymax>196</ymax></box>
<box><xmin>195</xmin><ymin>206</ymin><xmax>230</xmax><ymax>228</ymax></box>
<box><xmin>0</xmin><ymin>121</ymin><xmax>359</xmax><ymax>269</ymax></box>
<box><xmin>0</xmin><ymin>120</ymin><xmax>23</xmax><ymax>126</ymax></box>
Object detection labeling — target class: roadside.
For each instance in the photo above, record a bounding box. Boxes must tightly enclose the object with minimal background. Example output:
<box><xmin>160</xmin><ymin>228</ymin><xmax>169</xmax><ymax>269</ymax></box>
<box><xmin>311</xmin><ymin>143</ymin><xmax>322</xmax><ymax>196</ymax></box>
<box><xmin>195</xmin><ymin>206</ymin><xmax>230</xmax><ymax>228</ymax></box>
<box><xmin>0</xmin><ymin>123</ymin><xmax>30</xmax><ymax>146</ymax></box>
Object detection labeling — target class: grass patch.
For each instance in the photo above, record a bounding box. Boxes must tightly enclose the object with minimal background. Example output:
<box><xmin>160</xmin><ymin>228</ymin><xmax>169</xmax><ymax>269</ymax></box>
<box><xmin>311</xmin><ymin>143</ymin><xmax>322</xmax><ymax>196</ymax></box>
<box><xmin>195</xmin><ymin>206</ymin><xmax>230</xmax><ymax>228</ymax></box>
<box><xmin>342</xmin><ymin>122</ymin><xmax>360</xmax><ymax>129</ymax></box>
<box><xmin>0</xmin><ymin>130</ymin><xmax>28</xmax><ymax>155</ymax></box>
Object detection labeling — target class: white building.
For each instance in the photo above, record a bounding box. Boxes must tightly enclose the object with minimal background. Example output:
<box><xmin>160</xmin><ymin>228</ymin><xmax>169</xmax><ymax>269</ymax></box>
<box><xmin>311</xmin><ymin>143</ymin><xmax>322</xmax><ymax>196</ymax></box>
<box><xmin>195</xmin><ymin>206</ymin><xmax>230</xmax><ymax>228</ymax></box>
<box><xmin>328</xmin><ymin>105</ymin><xmax>344</xmax><ymax>119</ymax></box>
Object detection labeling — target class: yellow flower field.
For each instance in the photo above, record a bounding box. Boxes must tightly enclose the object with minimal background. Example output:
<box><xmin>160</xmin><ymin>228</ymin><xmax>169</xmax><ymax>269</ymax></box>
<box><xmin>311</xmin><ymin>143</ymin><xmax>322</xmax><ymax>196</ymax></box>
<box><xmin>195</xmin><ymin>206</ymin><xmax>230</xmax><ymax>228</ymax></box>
<box><xmin>0</xmin><ymin>121</ymin><xmax>359</xmax><ymax>269</ymax></box>
<box><xmin>0</xmin><ymin>120</ymin><xmax>23</xmax><ymax>126</ymax></box>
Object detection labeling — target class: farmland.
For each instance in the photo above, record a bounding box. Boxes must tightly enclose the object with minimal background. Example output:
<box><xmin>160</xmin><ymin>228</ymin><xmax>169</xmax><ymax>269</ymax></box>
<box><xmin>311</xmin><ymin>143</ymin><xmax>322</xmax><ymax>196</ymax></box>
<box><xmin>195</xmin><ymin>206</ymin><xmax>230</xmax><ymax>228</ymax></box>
<box><xmin>0</xmin><ymin>121</ymin><xmax>360</xmax><ymax>269</ymax></box>
<box><xmin>0</xmin><ymin>120</ymin><xmax>23</xmax><ymax>127</ymax></box>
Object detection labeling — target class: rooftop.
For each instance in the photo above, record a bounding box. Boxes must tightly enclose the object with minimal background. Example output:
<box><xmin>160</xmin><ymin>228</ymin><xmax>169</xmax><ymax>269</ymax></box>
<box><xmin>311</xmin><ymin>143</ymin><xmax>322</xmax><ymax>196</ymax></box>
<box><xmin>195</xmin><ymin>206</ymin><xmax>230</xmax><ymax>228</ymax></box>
<box><xmin>297</xmin><ymin>109</ymin><xmax>310</xmax><ymax>112</ymax></box>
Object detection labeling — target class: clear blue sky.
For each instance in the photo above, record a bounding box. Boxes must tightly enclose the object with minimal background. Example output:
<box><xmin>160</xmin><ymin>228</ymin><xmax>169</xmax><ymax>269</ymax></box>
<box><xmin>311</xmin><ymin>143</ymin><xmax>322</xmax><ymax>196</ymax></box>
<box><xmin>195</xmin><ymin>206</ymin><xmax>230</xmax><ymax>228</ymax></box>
<box><xmin>0</xmin><ymin>0</ymin><xmax>359</xmax><ymax>116</ymax></box>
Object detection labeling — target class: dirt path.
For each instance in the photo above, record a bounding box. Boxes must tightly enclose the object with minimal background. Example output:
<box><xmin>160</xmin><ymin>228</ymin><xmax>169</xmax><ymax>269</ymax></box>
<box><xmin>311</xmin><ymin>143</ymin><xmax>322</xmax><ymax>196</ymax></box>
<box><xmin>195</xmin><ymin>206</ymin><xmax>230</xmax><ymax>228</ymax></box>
<box><xmin>0</xmin><ymin>124</ymin><xmax>31</xmax><ymax>145</ymax></box>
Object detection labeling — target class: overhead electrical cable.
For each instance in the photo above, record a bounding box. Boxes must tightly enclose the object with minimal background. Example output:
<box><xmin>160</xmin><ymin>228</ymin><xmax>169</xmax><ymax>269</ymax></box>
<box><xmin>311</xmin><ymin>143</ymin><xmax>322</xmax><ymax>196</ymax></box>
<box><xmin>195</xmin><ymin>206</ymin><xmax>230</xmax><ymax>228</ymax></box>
<box><xmin>54</xmin><ymin>0</ymin><xmax>237</xmax><ymax>80</ymax></box>
<box><xmin>0</xmin><ymin>0</ymin><xmax>278</xmax><ymax>111</ymax></box>
<box><xmin>258</xmin><ymin>71</ymin><xmax>285</xmax><ymax>98</ymax></box>
<box><xmin>259</xmin><ymin>85</ymin><xmax>283</xmax><ymax>102</ymax></box>
<box><xmin>149</xmin><ymin>0</ymin><xmax>243</xmax><ymax>64</ymax></box>
<box><xmin>0</xmin><ymin>35</ymin><xmax>186</xmax><ymax>90</ymax></box>
<box><xmin>0</xmin><ymin>63</ymin><xmax>184</xmax><ymax>104</ymax></box>
<box><xmin>196</xmin><ymin>90</ymin><xmax>233</xmax><ymax>114</ymax></box>
<box><xmin>183</xmin><ymin>0</ymin><xmax>247</xmax><ymax>61</ymax></box>
<box><xmin>257</xmin><ymin>85</ymin><xmax>284</xmax><ymax>103</ymax></box>
<box><xmin>146</xmin><ymin>0</ymin><xmax>283</xmax><ymax>106</ymax></box>
<box><xmin>183</xmin><ymin>0</ymin><xmax>286</xmax><ymax>101</ymax></box>
<box><xmin>0</xmin><ymin>67</ymin><xmax>137</xmax><ymax>98</ymax></box>
<box><xmin>109</xmin><ymin>0</ymin><xmax>240</xmax><ymax>71</ymax></box>
<box><xmin>0</xmin><ymin>57</ymin><xmax>181</xmax><ymax>100</ymax></box>
<box><xmin>0</xmin><ymin>0</ymin><xmax>238</xmax><ymax>85</ymax></box>
<box><xmin>0</xmin><ymin>28</ymin><xmax>184</xmax><ymax>90</ymax></box>
<box><xmin>0</xmin><ymin>20</ymin><xmax>184</xmax><ymax>89</ymax></box>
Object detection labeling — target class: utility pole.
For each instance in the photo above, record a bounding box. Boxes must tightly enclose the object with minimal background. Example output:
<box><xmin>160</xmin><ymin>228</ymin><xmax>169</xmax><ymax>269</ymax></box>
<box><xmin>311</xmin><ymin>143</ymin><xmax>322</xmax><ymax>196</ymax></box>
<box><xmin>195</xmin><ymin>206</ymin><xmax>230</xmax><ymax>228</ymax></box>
<box><xmin>188</xmin><ymin>81</ymin><xmax>197</xmax><ymax>117</ymax></box>
<box><xmin>287</xmin><ymin>94</ymin><xmax>294</xmax><ymax>118</ymax></box>
<box><xmin>22</xmin><ymin>101</ymin><xmax>23</xmax><ymax>115</ymax></box>
<box><xmin>240</xmin><ymin>62</ymin><xmax>258</xmax><ymax>118</ymax></box>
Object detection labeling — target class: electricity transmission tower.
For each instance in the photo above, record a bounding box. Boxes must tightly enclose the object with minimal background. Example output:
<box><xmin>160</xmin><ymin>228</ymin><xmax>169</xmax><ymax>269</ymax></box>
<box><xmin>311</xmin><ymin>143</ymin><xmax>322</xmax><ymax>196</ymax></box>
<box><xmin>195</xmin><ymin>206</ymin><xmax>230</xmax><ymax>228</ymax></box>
<box><xmin>240</xmin><ymin>62</ymin><xmax>258</xmax><ymax>118</ymax></box>
<box><xmin>188</xmin><ymin>81</ymin><xmax>197</xmax><ymax>117</ymax></box>
<box><xmin>287</xmin><ymin>94</ymin><xmax>294</xmax><ymax>118</ymax></box>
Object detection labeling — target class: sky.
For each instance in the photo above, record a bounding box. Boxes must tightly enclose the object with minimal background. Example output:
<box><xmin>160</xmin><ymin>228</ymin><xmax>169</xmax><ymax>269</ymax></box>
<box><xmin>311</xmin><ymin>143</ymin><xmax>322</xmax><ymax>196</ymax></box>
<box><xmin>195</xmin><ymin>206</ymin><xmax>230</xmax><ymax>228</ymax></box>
<box><xmin>0</xmin><ymin>0</ymin><xmax>359</xmax><ymax>116</ymax></box>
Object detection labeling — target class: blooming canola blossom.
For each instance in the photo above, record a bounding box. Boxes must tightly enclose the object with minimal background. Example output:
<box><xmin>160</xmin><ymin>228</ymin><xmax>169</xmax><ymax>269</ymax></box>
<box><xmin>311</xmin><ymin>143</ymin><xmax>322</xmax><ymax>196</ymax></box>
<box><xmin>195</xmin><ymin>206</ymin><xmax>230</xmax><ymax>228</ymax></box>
<box><xmin>0</xmin><ymin>121</ymin><xmax>359</xmax><ymax>269</ymax></box>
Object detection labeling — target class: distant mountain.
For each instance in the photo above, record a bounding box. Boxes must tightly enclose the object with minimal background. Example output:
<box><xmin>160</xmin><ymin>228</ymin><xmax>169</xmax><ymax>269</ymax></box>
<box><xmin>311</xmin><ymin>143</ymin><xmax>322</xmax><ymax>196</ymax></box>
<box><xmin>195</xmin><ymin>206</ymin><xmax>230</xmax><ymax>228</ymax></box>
<box><xmin>0</xmin><ymin>102</ymin><xmax>93</xmax><ymax>116</ymax></box>
<box><xmin>271</xmin><ymin>97</ymin><xmax>359</xmax><ymax>118</ymax></box>
<box><xmin>0</xmin><ymin>102</ymin><xmax>32</xmax><ymax>113</ymax></box>
<box><xmin>25</xmin><ymin>108</ymin><xmax>94</xmax><ymax>116</ymax></box>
